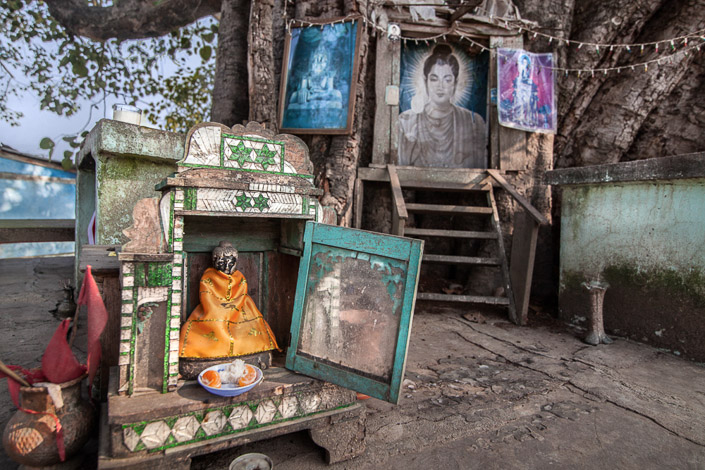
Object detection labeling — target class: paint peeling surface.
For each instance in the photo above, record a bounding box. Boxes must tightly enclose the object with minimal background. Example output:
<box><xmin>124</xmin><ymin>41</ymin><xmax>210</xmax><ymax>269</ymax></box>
<box><xmin>558</xmin><ymin>179</ymin><xmax>705</xmax><ymax>360</ymax></box>
<box><xmin>299</xmin><ymin>245</ymin><xmax>406</xmax><ymax>381</ymax></box>
<box><xmin>560</xmin><ymin>181</ymin><xmax>705</xmax><ymax>276</ymax></box>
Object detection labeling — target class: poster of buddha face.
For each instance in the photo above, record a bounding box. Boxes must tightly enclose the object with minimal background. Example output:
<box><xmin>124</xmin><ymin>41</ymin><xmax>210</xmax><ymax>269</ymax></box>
<box><xmin>398</xmin><ymin>43</ymin><xmax>489</xmax><ymax>168</ymax></box>
<box><xmin>279</xmin><ymin>19</ymin><xmax>362</xmax><ymax>134</ymax></box>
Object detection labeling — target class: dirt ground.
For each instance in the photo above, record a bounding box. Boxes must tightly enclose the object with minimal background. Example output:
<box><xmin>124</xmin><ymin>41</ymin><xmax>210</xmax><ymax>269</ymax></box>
<box><xmin>1</xmin><ymin>256</ymin><xmax>704</xmax><ymax>469</ymax></box>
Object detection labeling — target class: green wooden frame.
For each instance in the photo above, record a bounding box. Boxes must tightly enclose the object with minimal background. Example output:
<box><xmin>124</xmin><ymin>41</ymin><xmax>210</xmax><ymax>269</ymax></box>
<box><xmin>286</xmin><ymin>221</ymin><xmax>423</xmax><ymax>404</ymax></box>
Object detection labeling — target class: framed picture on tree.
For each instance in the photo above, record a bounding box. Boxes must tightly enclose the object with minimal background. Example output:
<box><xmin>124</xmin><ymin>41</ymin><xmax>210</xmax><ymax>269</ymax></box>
<box><xmin>278</xmin><ymin>18</ymin><xmax>362</xmax><ymax>134</ymax></box>
<box><xmin>398</xmin><ymin>42</ymin><xmax>489</xmax><ymax>168</ymax></box>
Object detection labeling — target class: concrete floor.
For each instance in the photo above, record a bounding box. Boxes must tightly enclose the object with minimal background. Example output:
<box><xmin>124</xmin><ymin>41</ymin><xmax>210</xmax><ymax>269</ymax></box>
<box><xmin>1</xmin><ymin>256</ymin><xmax>704</xmax><ymax>469</ymax></box>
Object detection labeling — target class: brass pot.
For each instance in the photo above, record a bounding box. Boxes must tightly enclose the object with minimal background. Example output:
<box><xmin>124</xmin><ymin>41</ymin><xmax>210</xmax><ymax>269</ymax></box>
<box><xmin>2</xmin><ymin>374</ymin><xmax>95</xmax><ymax>467</ymax></box>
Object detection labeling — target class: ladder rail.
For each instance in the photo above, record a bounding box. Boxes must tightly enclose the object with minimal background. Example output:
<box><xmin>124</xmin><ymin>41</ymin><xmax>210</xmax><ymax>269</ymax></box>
<box><xmin>486</xmin><ymin>186</ymin><xmax>518</xmax><ymax>324</ymax></box>
<box><xmin>387</xmin><ymin>164</ymin><xmax>408</xmax><ymax>236</ymax></box>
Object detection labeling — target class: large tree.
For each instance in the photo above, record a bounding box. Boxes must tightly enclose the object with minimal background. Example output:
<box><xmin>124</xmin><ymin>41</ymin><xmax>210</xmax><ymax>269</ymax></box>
<box><xmin>3</xmin><ymin>0</ymin><xmax>705</xmax><ymax>214</ymax></box>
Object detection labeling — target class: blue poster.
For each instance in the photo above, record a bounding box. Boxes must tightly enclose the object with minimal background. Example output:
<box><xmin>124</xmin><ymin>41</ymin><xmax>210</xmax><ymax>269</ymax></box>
<box><xmin>398</xmin><ymin>43</ymin><xmax>488</xmax><ymax>168</ymax></box>
<box><xmin>280</xmin><ymin>20</ymin><xmax>359</xmax><ymax>132</ymax></box>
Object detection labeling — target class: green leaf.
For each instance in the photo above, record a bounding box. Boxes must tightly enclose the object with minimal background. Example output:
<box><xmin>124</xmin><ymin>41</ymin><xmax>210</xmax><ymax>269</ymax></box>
<box><xmin>202</xmin><ymin>32</ymin><xmax>214</xmax><ymax>43</ymax></box>
<box><xmin>72</xmin><ymin>61</ymin><xmax>88</xmax><ymax>77</ymax></box>
<box><xmin>61</xmin><ymin>153</ymin><xmax>73</xmax><ymax>171</ymax></box>
<box><xmin>39</xmin><ymin>137</ymin><xmax>54</xmax><ymax>149</ymax></box>
<box><xmin>199</xmin><ymin>45</ymin><xmax>211</xmax><ymax>61</ymax></box>
<box><xmin>39</xmin><ymin>137</ymin><xmax>55</xmax><ymax>160</ymax></box>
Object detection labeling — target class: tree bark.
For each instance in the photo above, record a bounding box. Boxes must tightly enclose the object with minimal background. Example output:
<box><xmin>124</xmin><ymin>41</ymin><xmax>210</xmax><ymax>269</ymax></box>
<box><xmin>211</xmin><ymin>0</ymin><xmax>251</xmax><ymax>126</ymax></box>
<box><xmin>248</xmin><ymin>0</ymin><xmax>277</xmax><ymax>127</ymax></box>
<box><xmin>559</xmin><ymin>0</ymin><xmax>705</xmax><ymax>166</ymax></box>
<box><xmin>290</xmin><ymin>0</ymin><xmax>366</xmax><ymax>226</ymax></box>
<box><xmin>44</xmin><ymin>0</ymin><xmax>222</xmax><ymax>41</ymax></box>
<box><xmin>628</xmin><ymin>53</ymin><xmax>705</xmax><ymax>159</ymax></box>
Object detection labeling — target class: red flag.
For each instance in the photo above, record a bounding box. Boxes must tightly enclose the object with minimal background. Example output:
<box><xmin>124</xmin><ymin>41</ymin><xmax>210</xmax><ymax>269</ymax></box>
<box><xmin>77</xmin><ymin>265</ymin><xmax>108</xmax><ymax>387</ymax></box>
<box><xmin>41</xmin><ymin>319</ymin><xmax>85</xmax><ymax>384</ymax></box>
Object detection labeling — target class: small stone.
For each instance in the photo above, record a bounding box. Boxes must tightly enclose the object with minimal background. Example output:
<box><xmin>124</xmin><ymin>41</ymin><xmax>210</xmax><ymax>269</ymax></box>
<box><xmin>403</xmin><ymin>379</ymin><xmax>416</xmax><ymax>390</ymax></box>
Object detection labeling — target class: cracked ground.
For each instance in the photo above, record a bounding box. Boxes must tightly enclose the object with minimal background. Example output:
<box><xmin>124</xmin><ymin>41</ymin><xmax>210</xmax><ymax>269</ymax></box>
<box><xmin>1</xmin><ymin>257</ymin><xmax>703</xmax><ymax>469</ymax></box>
<box><xmin>194</xmin><ymin>308</ymin><xmax>705</xmax><ymax>469</ymax></box>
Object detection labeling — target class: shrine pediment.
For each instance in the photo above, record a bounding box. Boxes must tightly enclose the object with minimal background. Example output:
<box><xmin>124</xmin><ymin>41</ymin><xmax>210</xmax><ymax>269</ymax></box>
<box><xmin>177</xmin><ymin>122</ymin><xmax>314</xmax><ymax>177</ymax></box>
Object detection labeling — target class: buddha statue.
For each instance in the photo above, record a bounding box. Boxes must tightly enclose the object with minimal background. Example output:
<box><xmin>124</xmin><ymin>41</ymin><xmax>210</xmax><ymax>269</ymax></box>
<box><xmin>179</xmin><ymin>241</ymin><xmax>279</xmax><ymax>359</ymax></box>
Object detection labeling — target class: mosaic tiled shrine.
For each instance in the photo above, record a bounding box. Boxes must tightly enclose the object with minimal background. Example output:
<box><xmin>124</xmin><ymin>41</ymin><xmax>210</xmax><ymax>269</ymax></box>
<box><xmin>101</xmin><ymin>123</ymin><xmax>370</xmax><ymax>468</ymax></box>
<box><xmin>116</xmin><ymin>122</ymin><xmax>324</xmax><ymax>397</ymax></box>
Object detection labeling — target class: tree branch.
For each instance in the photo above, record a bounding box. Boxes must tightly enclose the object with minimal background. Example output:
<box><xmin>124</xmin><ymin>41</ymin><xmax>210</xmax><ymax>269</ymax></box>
<box><xmin>44</xmin><ymin>0</ymin><xmax>223</xmax><ymax>41</ymax></box>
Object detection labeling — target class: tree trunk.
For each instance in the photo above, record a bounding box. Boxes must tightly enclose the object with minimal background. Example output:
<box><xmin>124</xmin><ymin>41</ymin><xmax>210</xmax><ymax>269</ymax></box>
<box><xmin>248</xmin><ymin>0</ymin><xmax>277</xmax><ymax>127</ymax></box>
<box><xmin>288</xmin><ymin>0</ymin><xmax>369</xmax><ymax>226</ymax></box>
<box><xmin>211</xmin><ymin>0</ymin><xmax>251</xmax><ymax>126</ymax></box>
<box><xmin>519</xmin><ymin>0</ymin><xmax>705</xmax><ymax>168</ymax></box>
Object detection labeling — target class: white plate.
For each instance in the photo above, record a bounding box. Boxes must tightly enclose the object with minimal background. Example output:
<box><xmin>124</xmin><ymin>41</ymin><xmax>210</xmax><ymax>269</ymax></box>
<box><xmin>197</xmin><ymin>363</ymin><xmax>263</xmax><ymax>397</ymax></box>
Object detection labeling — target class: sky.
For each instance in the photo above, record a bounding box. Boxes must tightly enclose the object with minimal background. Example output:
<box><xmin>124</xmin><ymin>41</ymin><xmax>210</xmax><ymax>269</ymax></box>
<box><xmin>1</xmin><ymin>90</ymin><xmax>157</xmax><ymax>161</ymax></box>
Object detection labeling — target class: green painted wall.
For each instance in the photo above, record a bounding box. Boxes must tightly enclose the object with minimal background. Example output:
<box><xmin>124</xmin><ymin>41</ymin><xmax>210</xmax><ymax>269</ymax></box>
<box><xmin>96</xmin><ymin>156</ymin><xmax>177</xmax><ymax>245</ymax></box>
<box><xmin>75</xmin><ymin>120</ymin><xmax>184</xmax><ymax>286</ymax></box>
<box><xmin>559</xmin><ymin>179</ymin><xmax>705</xmax><ymax>360</ymax></box>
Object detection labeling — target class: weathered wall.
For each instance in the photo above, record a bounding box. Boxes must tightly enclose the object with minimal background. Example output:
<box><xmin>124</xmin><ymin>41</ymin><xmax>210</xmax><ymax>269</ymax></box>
<box><xmin>95</xmin><ymin>156</ymin><xmax>178</xmax><ymax>245</ymax></box>
<box><xmin>75</xmin><ymin>120</ymin><xmax>183</xmax><ymax>287</ymax></box>
<box><xmin>558</xmin><ymin>179</ymin><xmax>705</xmax><ymax>360</ymax></box>
<box><xmin>77</xmin><ymin>120</ymin><xmax>184</xmax><ymax>245</ymax></box>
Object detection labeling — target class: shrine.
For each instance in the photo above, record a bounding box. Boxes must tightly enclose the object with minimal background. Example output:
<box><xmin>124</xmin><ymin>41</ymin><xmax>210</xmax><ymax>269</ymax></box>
<box><xmin>92</xmin><ymin>122</ymin><xmax>422</xmax><ymax>468</ymax></box>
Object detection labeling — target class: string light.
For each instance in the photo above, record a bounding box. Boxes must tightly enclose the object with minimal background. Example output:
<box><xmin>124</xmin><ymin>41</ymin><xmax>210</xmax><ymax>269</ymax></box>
<box><xmin>289</xmin><ymin>12</ymin><xmax>705</xmax><ymax>57</ymax></box>
<box><xmin>496</xmin><ymin>42</ymin><xmax>703</xmax><ymax>76</ymax></box>
<box><xmin>285</xmin><ymin>13</ymin><xmax>704</xmax><ymax>78</ymax></box>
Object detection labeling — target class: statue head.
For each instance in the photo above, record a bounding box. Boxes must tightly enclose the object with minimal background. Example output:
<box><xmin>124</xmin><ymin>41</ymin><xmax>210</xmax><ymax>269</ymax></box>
<box><xmin>518</xmin><ymin>54</ymin><xmax>532</xmax><ymax>81</ymax></box>
<box><xmin>423</xmin><ymin>44</ymin><xmax>460</xmax><ymax>109</ymax></box>
<box><xmin>310</xmin><ymin>45</ymin><xmax>329</xmax><ymax>75</ymax></box>
<box><xmin>212</xmin><ymin>241</ymin><xmax>238</xmax><ymax>275</ymax></box>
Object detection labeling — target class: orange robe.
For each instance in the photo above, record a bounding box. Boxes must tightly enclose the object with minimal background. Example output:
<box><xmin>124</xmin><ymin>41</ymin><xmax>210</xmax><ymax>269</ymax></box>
<box><xmin>179</xmin><ymin>268</ymin><xmax>278</xmax><ymax>358</ymax></box>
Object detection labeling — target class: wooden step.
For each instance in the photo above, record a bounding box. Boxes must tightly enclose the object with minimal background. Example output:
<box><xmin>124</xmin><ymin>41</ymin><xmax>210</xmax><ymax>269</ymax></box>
<box><xmin>417</xmin><ymin>292</ymin><xmax>510</xmax><ymax>305</ymax></box>
<box><xmin>422</xmin><ymin>254</ymin><xmax>501</xmax><ymax>265</ymax></box>
<box><xmin>405</xmin><ymin>203</ymin><xmax>493</xmax><ymax>215</ymax></box>
<box><xmin>404</xmin><ymin>228</ymin><xmax>497</xmax><ymax>239</ymax></box>
<box><xmin>398</xmin><ymin>180</ymin><xmax>490</xmax><ymax>192</ymax></box>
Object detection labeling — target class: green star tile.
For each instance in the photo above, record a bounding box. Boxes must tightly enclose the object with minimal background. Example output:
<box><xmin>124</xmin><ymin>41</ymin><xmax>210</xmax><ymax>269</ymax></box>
<box><xmin>235</xmin><ymin>194</ymin><xmax>253</xmax><ymax>210</ymax></box>
<box><xmin>252</xmin><ymin>194</ymin><xmax>270</xmax><ymax>212</ymax></box>
<box><xmin>254</xmin><ymin>145</ymin><xmax>278</xmax><ymax>169</ymax></box>
<box><xmin>228</xmin><ymin>141</ymin><xmax>252</xmax><ymax>167</ymax></box>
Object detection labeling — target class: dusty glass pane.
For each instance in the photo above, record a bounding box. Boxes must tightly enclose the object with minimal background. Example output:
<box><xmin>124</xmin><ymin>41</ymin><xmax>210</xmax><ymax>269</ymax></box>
<box><xmin>298</xmin><ymin>245</ymin><xmax>407</xmax><ymax>381</ymax></box>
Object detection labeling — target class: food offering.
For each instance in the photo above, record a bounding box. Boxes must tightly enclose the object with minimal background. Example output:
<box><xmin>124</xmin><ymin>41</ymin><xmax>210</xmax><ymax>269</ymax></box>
<box><xmin>197</xmin><ymin>359</ymin><xmax>263</xmax><ymax>397</ymax></box>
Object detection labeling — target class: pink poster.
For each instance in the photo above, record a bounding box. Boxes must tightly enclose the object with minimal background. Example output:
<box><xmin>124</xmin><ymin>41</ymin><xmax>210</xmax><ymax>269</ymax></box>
<box><xmin>497</xmin><ymin>48</ymin><xmax>556</xmax><ymax>133</ymax></box>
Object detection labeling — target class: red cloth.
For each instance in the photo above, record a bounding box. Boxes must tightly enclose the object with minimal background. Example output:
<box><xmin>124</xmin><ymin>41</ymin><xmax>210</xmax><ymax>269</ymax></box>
<box><xmin>41</xmin><ymin>319</ymin><xmax>85</xmax><ymax>384</ymax></box>
<box><xmin>0</xmin><ymin>366</ymin><xmax>46</xmax><ymax>409</ymax></box>
<box><xmin>77</xmin><ymin>265</ymin><xmax>108</xmax><ymax>388</ymax></box>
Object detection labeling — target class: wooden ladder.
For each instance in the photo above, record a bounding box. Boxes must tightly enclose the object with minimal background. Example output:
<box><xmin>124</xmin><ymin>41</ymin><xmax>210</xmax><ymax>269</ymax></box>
<box><xmin>386</xmin><ymin>165</ymin><xmax>547</xmax><ymax>324</ymax></box>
